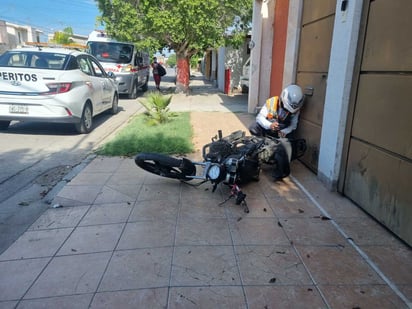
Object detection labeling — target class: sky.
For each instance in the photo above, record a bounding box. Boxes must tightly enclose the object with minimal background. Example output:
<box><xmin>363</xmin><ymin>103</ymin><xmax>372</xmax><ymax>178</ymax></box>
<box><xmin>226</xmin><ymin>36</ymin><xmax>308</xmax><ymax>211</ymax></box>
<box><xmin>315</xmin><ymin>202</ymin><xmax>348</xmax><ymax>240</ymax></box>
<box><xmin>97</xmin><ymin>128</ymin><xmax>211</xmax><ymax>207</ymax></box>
<box><xmin>0</xmin><ymin>0</ymin><xmax>104</xmax><ymax>37</ymax></box>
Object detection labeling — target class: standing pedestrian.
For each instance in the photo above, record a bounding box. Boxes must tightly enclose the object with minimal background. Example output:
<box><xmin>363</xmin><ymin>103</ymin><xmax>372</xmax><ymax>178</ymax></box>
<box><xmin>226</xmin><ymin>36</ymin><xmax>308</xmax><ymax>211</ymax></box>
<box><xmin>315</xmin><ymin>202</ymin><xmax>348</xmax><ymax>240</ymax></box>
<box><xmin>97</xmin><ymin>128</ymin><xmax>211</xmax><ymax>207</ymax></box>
<box><xmin>151</xmin><ymin>57</ymin><xmax>161</xmax><ymax>90</ymax></box>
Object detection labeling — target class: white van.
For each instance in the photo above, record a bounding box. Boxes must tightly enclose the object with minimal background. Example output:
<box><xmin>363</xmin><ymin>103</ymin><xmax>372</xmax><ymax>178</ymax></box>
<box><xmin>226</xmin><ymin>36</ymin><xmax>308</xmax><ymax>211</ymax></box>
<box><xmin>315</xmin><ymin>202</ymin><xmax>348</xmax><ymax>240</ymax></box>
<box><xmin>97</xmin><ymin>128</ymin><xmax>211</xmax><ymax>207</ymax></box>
<box><xmin>87</xmin><ymin>31</ymin><xmax>150</xmax><ymax>99</ymax></box>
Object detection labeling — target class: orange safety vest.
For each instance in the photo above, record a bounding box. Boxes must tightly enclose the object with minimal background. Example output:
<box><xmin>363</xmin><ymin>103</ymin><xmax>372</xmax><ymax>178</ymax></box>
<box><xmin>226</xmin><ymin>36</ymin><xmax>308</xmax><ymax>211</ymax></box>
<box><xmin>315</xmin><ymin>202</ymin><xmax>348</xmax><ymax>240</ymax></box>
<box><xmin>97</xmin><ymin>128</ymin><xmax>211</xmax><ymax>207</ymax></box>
<box><xmin>266</xmin><ymin>96</ymin><xmax>279</xmax><ymax>120</ymax></box>
<box><xmin>266</xmin><ymin>96</ymin><xmax>290</xmax><ymax>122</ymax></box>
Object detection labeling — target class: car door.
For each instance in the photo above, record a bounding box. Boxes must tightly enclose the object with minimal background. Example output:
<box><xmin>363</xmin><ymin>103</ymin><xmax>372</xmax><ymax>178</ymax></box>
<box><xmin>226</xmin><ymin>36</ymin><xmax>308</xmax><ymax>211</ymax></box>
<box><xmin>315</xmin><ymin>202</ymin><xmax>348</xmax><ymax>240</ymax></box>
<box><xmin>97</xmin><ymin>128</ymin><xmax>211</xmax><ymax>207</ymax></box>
<box><xmin>88</xmin><ymin>56</ymin><xmax>114</xmax><ymax>109</ymax></box>
<box><xmin>77</xmin><ymin>55</ymin><xmax>104</xmax><ymax>113</ymax></box>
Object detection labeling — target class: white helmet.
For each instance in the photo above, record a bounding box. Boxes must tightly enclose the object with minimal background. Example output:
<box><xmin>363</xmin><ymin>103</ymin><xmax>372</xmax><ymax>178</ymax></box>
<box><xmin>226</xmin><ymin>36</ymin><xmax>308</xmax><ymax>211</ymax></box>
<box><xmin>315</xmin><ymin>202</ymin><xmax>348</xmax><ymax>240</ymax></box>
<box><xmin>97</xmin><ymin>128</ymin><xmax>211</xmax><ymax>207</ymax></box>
<box><xmin>281</xmin><ymin>84</ymin><xmax>304</xmax><ymax>113</ymax></box>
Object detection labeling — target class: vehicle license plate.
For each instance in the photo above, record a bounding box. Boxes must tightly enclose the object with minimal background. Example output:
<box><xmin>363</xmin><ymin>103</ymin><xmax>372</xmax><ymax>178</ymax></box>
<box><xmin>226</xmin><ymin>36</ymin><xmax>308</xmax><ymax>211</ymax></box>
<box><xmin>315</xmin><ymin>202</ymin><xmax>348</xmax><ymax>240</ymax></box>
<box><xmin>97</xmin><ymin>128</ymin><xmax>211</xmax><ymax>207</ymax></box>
<box><xmin>9</xmin><ymin>104</ymin><xmax>28</xmax><ymax>114</ymax></box>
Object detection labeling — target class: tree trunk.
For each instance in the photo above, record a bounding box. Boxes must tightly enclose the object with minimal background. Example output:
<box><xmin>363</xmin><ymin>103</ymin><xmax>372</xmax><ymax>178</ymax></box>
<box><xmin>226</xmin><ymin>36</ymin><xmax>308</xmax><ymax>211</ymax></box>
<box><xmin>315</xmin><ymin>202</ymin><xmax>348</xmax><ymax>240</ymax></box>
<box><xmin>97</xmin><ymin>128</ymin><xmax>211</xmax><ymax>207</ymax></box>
<box><xmin>175</xmin><ymin>52</ymin><xmax>190</xmax><ymax>93</ymax></box>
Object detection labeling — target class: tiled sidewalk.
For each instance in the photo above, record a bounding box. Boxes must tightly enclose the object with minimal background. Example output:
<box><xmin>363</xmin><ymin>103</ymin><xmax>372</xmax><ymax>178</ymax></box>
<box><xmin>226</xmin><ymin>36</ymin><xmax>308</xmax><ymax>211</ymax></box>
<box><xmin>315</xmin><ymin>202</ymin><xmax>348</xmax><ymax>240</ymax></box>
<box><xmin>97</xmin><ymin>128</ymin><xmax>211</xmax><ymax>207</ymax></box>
<box><xmin>0</xmin><ymin>74</ymin><xmax>411</xmax><ymax>308</ymax></box>
<box><xmin>0</xmin><ymin>156</ymin><xmax>411</xmax><ymax>308</ymax></box>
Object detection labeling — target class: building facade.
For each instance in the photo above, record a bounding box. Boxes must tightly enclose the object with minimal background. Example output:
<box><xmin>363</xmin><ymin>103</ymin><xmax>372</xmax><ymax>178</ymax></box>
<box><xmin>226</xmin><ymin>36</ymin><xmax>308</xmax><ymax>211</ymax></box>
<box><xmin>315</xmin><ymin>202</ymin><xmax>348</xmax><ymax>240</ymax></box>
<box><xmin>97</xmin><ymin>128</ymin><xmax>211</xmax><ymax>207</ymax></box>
<box><xmin>249</xmin><ymin>0</ymin><xmax>411</xmax><ymax>245</ymax></box>
<box><xmin>203</xmin><ymin>38</ymin><xmax>251</xmax><ymax>93</ymax></box>
<box><xmin>0</xmin><ymin>20</ymin><xmax>88</xmax><ymax>54</ymax></box>
<box><xmin>0</xmin><ymin>20</ymin><xmax>43</xmax><ymax>53</ymax></box>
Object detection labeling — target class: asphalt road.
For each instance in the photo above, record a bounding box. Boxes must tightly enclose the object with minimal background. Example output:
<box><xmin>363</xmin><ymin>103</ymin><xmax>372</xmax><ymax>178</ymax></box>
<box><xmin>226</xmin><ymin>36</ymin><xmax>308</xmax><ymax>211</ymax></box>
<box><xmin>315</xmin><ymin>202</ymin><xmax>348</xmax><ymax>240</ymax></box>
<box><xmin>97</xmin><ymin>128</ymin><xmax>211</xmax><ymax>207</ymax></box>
<box><xmin>0</xmin><ymin>94</ymin><xmax>145</xmax><ymax>253</ymax></box>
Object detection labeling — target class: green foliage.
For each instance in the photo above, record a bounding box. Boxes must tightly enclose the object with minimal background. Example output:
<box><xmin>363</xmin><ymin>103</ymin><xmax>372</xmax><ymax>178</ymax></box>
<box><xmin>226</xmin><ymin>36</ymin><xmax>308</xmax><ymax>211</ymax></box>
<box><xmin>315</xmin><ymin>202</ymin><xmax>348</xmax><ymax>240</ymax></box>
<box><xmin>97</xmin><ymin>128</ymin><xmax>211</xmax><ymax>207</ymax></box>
<box><xmin>95</xmin><ymin>0</ymin><xmax>253</xmax><ymax>57</ymax></box>
<box><xmin>139</xmin><ymin>91</ymin><xmax>176</xmax><ymax>125</ymax></box>
<box><xmin>166</xmin><ymin>54</ymin><xmax>176</xmax><ymax>67</ymax></box>
<box><xmin>95</xmin><ymin>0</ymin><xmax>157</xmax><ymax>52</ymax></box>
<box><xmin>95</xmin><ymin>0</ymin><xmax>253</xmax><ymax>91</ymax></box>
<box><xmin>52</xmin><ymin>27</ymin><xmax>74</xmax><ymax>44</ymax></box>
<box><xmin>190</xmin><ymin>54</ymin><xmax>201</xmax><ymax>69</ymax></box>
<box><xmin>96</xmin><ymin>112</ymin><xmax>193</xmax><ymax>156</ymax></box>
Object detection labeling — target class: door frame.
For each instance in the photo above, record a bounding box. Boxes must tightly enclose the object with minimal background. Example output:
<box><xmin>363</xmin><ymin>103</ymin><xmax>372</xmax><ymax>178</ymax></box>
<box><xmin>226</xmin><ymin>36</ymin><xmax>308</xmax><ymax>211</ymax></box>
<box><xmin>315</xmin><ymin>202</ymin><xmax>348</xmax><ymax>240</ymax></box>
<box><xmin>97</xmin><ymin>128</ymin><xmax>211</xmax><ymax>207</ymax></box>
<box><xmin>338</xmin><ymin>0</ymin><xmax>371</xmax><ymax>193</ymax></box>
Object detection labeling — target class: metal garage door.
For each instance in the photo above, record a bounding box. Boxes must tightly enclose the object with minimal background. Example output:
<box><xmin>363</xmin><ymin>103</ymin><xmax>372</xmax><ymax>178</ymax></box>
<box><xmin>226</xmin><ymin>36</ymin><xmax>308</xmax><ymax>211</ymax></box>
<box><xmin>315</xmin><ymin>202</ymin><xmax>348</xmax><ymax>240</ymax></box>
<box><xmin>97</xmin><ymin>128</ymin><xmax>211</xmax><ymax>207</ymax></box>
<box><xmin>342</xmin><ymin>0</ymin><xmax>412</xmax><ymax>245</ymax></box>
<box><xmin>295</xmin><ymin>0</ymin><xmax>337</xmax><ymax>172</ymax></box>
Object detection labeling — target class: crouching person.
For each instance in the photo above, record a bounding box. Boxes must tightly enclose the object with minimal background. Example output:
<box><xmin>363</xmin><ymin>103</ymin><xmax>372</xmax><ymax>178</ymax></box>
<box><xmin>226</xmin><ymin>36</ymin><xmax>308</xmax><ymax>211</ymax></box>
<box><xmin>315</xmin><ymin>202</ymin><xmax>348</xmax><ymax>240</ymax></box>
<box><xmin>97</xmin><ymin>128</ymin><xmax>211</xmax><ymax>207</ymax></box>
<box><xmin>250</xmin><ymin>84</ymin><xmax>306</xmax><ymax>180</ymax></box>
<box><xmin>249</xmin><ymin>84</ymin><xmax>305</xmax><ymax>138</ymax></box>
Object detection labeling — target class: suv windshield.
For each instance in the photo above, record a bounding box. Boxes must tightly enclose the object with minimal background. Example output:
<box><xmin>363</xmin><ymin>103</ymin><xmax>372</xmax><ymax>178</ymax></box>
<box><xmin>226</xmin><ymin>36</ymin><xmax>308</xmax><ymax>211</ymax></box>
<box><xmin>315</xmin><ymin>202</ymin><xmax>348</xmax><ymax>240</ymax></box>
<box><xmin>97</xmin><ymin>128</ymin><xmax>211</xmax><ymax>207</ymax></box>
<box><xmin>0</xmin><ymin>51</ymin><xmax>69</xmax><ymax>70</ymax></box>
<box><xmin>87</xmin><ymin>42</ymin><xmax>134</xmax><ymax>64</ymax></box>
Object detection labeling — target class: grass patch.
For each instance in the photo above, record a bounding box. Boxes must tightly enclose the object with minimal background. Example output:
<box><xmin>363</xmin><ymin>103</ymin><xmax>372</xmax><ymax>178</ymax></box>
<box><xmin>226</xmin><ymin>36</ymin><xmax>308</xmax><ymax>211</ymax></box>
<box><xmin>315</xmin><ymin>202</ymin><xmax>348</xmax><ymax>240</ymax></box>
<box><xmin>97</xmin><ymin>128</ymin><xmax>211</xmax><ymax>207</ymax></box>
<box><xmin>96</xmin><ymin>112</ymin><xmax>194</xmax><ymax>156</ymax></box>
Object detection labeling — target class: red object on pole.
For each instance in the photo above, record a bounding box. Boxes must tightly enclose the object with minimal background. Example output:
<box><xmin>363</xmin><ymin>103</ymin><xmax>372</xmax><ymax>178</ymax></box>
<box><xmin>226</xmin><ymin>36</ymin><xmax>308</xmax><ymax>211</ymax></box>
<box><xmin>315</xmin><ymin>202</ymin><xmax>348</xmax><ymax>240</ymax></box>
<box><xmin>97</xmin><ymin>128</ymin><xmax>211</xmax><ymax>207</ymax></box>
<box><xmin>224</xmin><ymin>68</ymin><xmax>231</xmax><ymax>94</ymax></box>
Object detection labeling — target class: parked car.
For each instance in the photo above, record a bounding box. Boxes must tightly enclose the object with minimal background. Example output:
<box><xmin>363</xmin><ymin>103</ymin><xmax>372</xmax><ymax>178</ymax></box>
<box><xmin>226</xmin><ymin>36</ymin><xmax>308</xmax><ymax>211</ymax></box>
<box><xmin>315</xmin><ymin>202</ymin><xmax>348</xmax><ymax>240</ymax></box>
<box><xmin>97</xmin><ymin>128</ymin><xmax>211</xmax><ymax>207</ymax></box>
<box><xmin>0</xmin><ymin>46</ymin><xmax>119</xmax><ymax>133</ymax></box>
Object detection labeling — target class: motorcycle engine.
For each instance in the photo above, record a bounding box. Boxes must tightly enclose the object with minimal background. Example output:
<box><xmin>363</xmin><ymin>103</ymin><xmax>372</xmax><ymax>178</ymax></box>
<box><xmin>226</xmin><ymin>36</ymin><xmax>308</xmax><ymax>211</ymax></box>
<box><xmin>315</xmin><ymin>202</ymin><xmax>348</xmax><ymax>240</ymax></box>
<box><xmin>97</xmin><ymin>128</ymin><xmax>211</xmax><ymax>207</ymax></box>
<box><xmin>223</xmin><ymin>155</ymin><xmax>260</xmax><ymax>185</ymax></box>
<box><xmin>205</xmin><ymin>140</ymin><xmax>233</xmax><ymax>162</ymax></box>
<box><xmin>224</xmin><ymin>157</ymin><xmax>239</xmax><ymax>184</ymax></box>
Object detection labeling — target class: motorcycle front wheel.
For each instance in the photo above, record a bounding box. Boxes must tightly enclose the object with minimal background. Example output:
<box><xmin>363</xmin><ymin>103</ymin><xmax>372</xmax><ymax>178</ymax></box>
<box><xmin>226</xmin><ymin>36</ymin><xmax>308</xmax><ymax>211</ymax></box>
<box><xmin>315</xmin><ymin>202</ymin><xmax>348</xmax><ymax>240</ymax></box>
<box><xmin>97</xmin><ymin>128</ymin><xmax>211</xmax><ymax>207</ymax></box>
<box><xmin>134</xmin><ymin>153</ymin><xmax>196</xmax><ymax>181</ymax></box>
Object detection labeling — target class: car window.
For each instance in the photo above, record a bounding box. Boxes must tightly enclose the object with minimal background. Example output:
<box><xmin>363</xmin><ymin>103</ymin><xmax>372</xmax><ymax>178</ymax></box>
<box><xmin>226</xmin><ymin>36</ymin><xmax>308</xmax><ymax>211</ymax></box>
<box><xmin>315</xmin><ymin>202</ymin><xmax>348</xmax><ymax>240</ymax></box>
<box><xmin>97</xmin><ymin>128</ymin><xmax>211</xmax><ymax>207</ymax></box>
<box><xmin>88</xmin><ymin>57</ymin><xmax>106</xmax><ymax>77</ymax></box>
<box><xmin>119</xmin><ymin>45</ymin><xmax>133</xmax><ymax>63</ymax></box>
<box><xmin>33</xmin><ymin>57</ymin><xmax>48</xmax><ymax>68</ymax></box>
<box><xmin>77</xmin><ymin>56</ymin><xmax>107</xmax><ymax>78</ymax></box>
<box><xmin>78</xmin><ymin>57</ymin><xmax>93</xmax><ymax>75</ymax></box>
<box><xmin>0</xmin><ymin>51</ymin><xmax>69</xmax><ymax>70</ymax></box>
<box><xmin>87</xmin><ymin>42</ymin><xmax>134</xmax><ymax>64</ymax></box>
<box><xmin>0</xmin><ymin>52</ymin><xmax>26</xmax><ymax>67</ymax></box>
<box><xmin>48</xmin><ymin>55</ymin><xmax>67</xmax><ymax>69</ymax></box>
<box><xmin>66</xmin><ymin>56</ymin><xmax>79</xmax><ymax>70</ymax></box>
<box><xmin>8</xmin><ymin>53</ymin><xmax>27</xmax><ymax>66</ymax></box>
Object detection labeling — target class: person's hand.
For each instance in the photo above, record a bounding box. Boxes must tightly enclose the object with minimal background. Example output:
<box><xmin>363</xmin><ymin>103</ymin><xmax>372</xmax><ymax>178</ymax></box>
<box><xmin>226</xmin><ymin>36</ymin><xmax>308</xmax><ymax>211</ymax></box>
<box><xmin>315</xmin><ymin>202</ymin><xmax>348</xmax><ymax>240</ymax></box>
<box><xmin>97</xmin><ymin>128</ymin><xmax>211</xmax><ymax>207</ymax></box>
<box><xmin>278</xmin><ymin>131</ymin><xmax>286</xmax><ymax>138</ymax></box>
<box><xmin>270</xmin><ymin>122</ymin><xmax>279</xmax><ymax>131</ymax></box>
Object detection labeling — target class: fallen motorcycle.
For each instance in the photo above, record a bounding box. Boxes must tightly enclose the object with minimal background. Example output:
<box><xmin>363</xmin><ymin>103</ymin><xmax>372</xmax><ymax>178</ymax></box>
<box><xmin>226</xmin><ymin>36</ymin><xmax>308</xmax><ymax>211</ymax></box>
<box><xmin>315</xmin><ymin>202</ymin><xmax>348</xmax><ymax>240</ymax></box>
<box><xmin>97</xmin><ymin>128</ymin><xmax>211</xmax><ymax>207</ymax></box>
<box><xmin>134</xmin><ymin>130</ymin><xmax>306</xmax><ymax>212</ymax></box>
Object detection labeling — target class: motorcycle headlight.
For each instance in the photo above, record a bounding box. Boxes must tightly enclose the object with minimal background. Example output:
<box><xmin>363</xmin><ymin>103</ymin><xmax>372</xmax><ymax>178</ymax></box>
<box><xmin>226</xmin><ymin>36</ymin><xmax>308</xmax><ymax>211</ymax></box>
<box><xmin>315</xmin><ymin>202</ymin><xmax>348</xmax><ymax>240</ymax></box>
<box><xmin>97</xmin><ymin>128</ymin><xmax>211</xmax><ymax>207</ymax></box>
<box><xmin>207</xmin><ymin>164</ymin><xmax>222</xmax><ymax>180</ymax></box>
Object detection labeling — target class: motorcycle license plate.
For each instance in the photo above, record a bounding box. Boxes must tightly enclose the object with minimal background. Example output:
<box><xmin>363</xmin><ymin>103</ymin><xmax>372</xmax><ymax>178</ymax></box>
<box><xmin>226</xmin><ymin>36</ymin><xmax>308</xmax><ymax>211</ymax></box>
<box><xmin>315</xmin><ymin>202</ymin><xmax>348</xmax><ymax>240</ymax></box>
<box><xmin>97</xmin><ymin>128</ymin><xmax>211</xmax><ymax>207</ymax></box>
<box><xmin>9</xmin><ymin>104</ymin><xmax>28</xmax><ymax>114</ymax></box>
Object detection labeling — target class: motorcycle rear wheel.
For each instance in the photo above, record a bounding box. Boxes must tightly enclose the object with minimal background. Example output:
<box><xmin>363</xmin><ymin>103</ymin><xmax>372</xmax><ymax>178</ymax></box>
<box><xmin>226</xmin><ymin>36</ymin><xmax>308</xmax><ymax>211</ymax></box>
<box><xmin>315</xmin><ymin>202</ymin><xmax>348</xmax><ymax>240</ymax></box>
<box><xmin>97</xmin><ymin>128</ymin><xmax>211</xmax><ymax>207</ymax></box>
<box><xmin>134</xmin><ymin>153</ymin><xmax>196</xmax><ymax>181</ymax></box>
